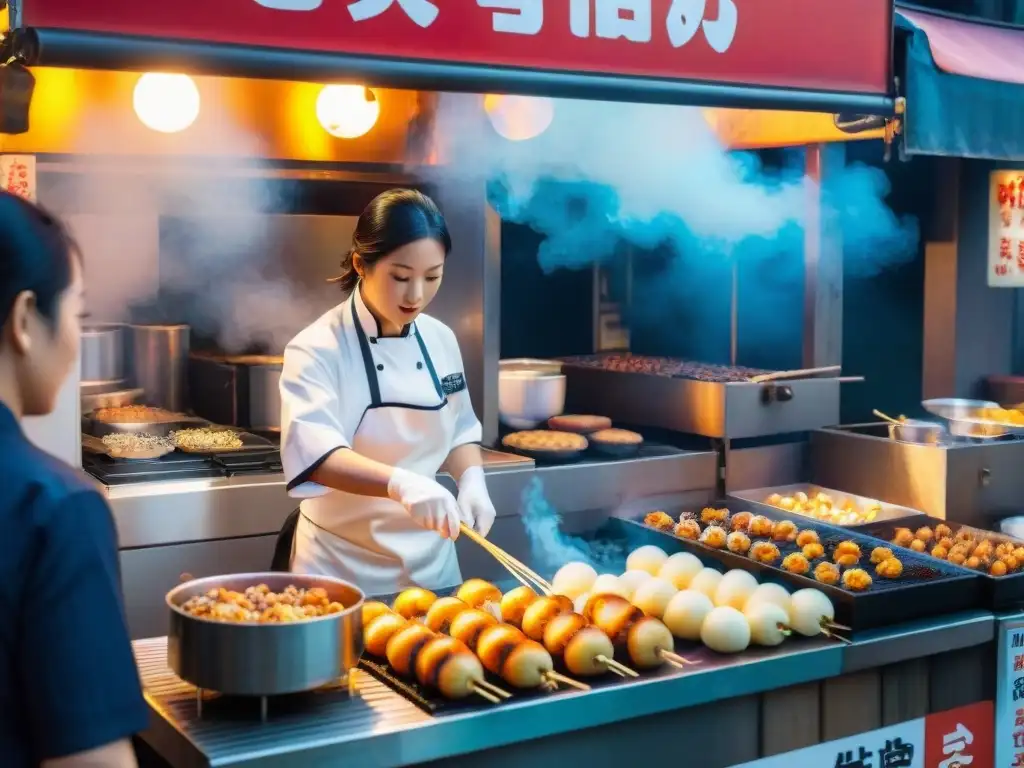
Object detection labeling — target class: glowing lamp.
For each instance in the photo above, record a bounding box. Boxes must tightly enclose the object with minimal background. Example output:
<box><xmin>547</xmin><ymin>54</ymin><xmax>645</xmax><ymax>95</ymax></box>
<box><xmin>316</xmin><ymin>85</ymin><xmax>380</xmax><ymax>139</ymax></box>
<box><xmin>484</xmin><ymin>94</ymin><xmax>554</xmax><ymax>141</ymax></box>
<box><xmin>133</xmin><ymin>73</ymin><xmax>200</xmax><ymax>134</ymax></box>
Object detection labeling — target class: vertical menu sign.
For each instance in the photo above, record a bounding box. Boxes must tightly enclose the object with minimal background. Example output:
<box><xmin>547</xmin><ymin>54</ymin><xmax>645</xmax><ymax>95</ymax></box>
<box><xmin>990</xmin><ymin>170</ymin><xmax>1024</xmax><ymax>287</ymax></box>
<box><xmin>998</xmin><ymin>619</ymin><xmax>1024</xmax><ymax>766</ymax></box>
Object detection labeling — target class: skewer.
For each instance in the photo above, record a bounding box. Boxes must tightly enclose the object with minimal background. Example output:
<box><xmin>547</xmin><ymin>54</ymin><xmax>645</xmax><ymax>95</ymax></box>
<box><xmin>473</xmin><ymin>678</ymin><xmax>513</xmax><ymax>699</ymax></box>
<box><xmin>660</xmin><ymin>650</ymin><xmax>698</xmax><ymax>668</ymax></box>
<box><xmin>460</xmin><ymin>524</ymin><xmax>553</xmax><ymax>595</ymax></box>
<box><xmin>821</xmin><ymin>627</ymin><xmax>854</xmax><ymax>645</ymax></box>
<box><xmin>596</xmin><ymin>655</ymin><xmax>639</xmax><ymax>678</ymax></box>
<box><xmin>546</xmin><ymin>671</ymin><xmax>591</xmax><ymax>691</ymax></box>
<box><xmin>470</xmin><ymin>683</ymin><xmax>501</xmax><ymax>704</ymax></box>
<box><xmin>824</xmin><ymin>619</ymin><xmax>852</xmax><ymax>632</ymax></box>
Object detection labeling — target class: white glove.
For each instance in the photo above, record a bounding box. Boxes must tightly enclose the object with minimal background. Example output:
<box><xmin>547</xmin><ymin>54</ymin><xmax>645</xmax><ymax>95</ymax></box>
<box><xmin>387</xmin><ymin>467</ymin><xmax>461</xmax><ymax>540</ymax></box>
<box><xmin>457</xmin><ymin>466</ymin><xmax>497</xmax><ymax>537</ymax></box>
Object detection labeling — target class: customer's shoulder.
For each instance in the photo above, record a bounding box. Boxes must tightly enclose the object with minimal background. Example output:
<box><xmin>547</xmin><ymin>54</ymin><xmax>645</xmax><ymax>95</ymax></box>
<box><xmin>0</xmin><ymin>432</ymin><xmax>105</xmax><ymax>520</ymax></box>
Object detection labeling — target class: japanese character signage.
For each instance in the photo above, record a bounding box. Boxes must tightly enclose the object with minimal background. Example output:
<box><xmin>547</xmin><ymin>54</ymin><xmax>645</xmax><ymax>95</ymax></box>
<box><xmin>21</xmin><ymin>0</ymin><xmax>893</xmax><ymax>97</ymax></box>
<box><xmin>0</xmin><ymin>155</ymin><xmax>36</xmax><ymax>203</ymax></box>
<box><xmin>998</xmin><ymin>620</ymin><xmax>1024</xmax><ymax>766</ymax></box>
<box><xmin>733</xmin><ymin>701</ymin><xmax>992</xmax><ymax>768</ymax></box>
<box><xmin>989</xmin><ymin>170</ymin><xmax>1024</xmax><ymax>287</ymax></box>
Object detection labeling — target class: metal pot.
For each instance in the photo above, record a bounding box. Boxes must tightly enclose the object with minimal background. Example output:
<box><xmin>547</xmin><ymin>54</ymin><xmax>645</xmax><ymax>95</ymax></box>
<box><xmin>499</xmin><ymin>365</ymin><xmax>566</xmax><ymax>429</ymax></box>
<box><xmin>130</xmin><ymin>324</ymin><xmax>190</xmax><ymax>412</ymax></box>
<box><xmin>166</xmin><ymin>572</ymin><xmax>364</xmax><ymax>696</ymax></box>
<box><xmin>188</xmin><ymin>353</ymin><xmax>282</xmax><ymax>431</ymax></box>
<box><xmin>80</xmin><ymin>324</ymin><xmax>125</xmax><ymax>383</ymax></box>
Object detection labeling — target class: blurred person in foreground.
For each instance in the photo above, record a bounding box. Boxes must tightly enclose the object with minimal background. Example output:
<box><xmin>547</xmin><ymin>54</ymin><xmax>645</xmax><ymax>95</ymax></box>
<box><xmin>0</xmin><ymin>191</ymin><xmax>147</xmax><ymax>767</ymax></box>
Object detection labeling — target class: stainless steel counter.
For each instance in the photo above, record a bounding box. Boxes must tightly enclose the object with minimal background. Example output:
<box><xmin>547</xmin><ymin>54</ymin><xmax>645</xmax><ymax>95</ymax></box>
<box><xmin>134</xmin><ymin>610</ymin><xmax>995</xmax><ymax>768</ymax></box>
<box><xmin>113</xmin><ymin>446</ymin><xmax>718</xmax><ymax>639</ymax></box>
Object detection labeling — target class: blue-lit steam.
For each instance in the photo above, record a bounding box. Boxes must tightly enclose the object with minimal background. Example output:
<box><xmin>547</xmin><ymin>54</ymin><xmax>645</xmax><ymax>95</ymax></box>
<box><xmin>428</xmin><ymin>96</ymin><xmax>917</xmax><ymax>280</ymax></box>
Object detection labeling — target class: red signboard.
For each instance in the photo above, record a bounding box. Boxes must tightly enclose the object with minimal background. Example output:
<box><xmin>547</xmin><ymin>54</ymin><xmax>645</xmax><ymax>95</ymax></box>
<box><xmin>21</xmin><ymin>0</ymin><xmax>893</xmax><ymax>96</ymax></box>
<box><xmin>925</xmin><ymin>701</ymin><xmax>994</xmax><ymax>768</ymax></box>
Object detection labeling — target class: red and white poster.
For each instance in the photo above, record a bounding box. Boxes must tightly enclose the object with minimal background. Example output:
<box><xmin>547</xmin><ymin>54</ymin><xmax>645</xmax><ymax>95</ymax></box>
<box><xmin>21</xmin><ymin>0</ymin><xmax>893</xmax><ymax>96</ymax></box>
<box><xmin>989</xmin><ymin>170</ymin><xmax>1024</xmax><ymax>287</ymax></box>
<box><xmin>997</xmin><ymin>619</ymin><xmax>1024</xmax><ymax>766</ymax></box>
<box><xmin>734</xmin><ymin>701</ymin><xmax>992</xmax><ymax>768</ymax></box>
<box><xmin>0</xmin><ymin>155</ymin><xmax>36</xmax><ymax>203</ymax></box>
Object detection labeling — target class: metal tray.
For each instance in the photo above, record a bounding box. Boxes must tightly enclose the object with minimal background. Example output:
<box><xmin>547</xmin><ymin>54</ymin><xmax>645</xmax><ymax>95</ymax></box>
<box><xmin>729</xmin><ymin>483</ymin><xmax>926</xmax><ymax>530</ymax></box>
<box><xmin>83</xmin><ymin>414</ymin><xmax>208</xmax><ymax>438</ymax></box>
<box><xmin>172</xmin><ymin>428</ymin><xmax>276</xmax><ymax>455</ymax></box>
<box><xmin>858</xmin><ymin>515</ymin><xmax>1024</xmax><ymax>611</ymax></box>
<box><xmin>620</xmin><ymin>505</ymin><xmax>981</xmax><ymax>634</ymax></box>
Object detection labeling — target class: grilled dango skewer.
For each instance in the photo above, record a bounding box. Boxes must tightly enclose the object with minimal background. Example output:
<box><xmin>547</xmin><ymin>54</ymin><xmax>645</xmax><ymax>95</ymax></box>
<box><xmin>424</xmin><ymin>596</ymin><xmax>470</xmax><ymax>633</ymax></box>
<box><xmin>475</xmin><ymin>623</ymin><xmax>584</xmax><ymax>691</ymax></box>
<box><xmin>385</xmin><ymin>623</ymin><xmax>436</xmax><ymax>676</ymax></box>
<box><xmin>521</xmin><ymin>595</ymin><xmax>573</xmax><ymax>641</ymax></box>
<box><xmin>448</xmin><ymin>608</ymin><xmax>499</xmax><ymax>651</ymax></box>
<box><xmin>499</xmin><ymin>586</ymin><xmax>538</xmax><ymax>626</ymax></box>
<box><xmin>362</xmin><ymin>600</ymin><xmax>393</xmax><ymax>626</ymax></box>
<box><xmin>413</xmin><ymin>635</ymin><xmax>510</xmax><ymax>702</ymax></box>
<box><xmin>456</xmin><ymin>579</ymin><xmax>503</xmax><ymax>614</ymax></box>
<box><xmin>364</xmin><ymin>612</ymin><xmax>409</xmax><ymax>657</ymax></box>
<box><xmin>392</xmin><ymin>587</ymin><xmax>437</xmax><ymax>620</ymax></box>
<box><xmin>542</xmin><ymin>612</ymin><xmax>634</xmax><ymax>678</ymax></box>
<box><xmin>585</xmin><ymin>594</ymin><xmax>696</xmax><ymax>669</ymax></box>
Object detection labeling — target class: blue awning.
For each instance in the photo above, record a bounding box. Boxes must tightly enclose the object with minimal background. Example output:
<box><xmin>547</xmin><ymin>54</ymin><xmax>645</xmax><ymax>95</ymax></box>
<box><xmin>898</xmin><ymin>5</ymin><xmax>1024</xmax><ymax>160</ymax></box>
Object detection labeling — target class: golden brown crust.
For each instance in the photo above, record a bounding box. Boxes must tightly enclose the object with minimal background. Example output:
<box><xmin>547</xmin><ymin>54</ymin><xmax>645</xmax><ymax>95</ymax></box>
<box><xmin>503</xmin><ymin>430</ymin><xmax>589</xmax><ymax>453</ymax></box>
<box><xmin>546</xmin><ymin>414</ymin><xmax>612</xmax><ymax>433</ymax></box>
<box><xmin>589</xmin><ymin>428</ymin><xmax>643</xmax><ymax>445</ymax></box>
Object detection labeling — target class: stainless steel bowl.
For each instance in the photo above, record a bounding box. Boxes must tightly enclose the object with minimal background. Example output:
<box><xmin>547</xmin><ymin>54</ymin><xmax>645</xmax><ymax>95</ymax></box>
<box><xmin>921</xmin><ymin>398</ymin><xmax>1017</xmax><ymax>438</ymax></box>
<box><xmin>166</xmin><ymin>572</ymin><xmax>364</xmax><ymax>696</ymax></box>
<box><xmin>888</xmin><ymin>418</ymin><xmax>945</xmax><ymax>444</ymax></box>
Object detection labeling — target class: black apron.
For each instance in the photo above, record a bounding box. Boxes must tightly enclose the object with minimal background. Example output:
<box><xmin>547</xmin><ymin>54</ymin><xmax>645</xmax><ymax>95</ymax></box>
<box><xmin>271</xmin><ymin>508</ymin><xmax>301</xmax><ymax>572</ymax></box>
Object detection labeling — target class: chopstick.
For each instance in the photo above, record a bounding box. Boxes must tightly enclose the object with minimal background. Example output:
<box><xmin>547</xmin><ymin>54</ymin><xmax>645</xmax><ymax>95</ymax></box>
<box><xmin>749</xmin><ymin>365</ymin><xmax>841</xmax><ymax>383</ymax></box>
<box><xmin>459</xmin><ymin>524</ymin><xmax>553</xmax><ymax>596</ymax></box>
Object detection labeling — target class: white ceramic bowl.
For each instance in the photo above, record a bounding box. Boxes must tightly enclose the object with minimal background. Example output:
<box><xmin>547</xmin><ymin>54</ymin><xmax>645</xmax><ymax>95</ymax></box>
<box><xmin>498</xmin><ymin>370</ymin><xmax>566</xmax><ymax>429</ymax></box>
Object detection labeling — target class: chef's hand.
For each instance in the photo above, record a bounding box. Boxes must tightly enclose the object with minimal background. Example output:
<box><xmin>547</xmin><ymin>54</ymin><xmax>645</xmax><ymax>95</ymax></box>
<box><xmin>387</xmin><ymin>467</ymin><xmax>461</xmax><ymax>540</ymax></box>
<box><xmin>456</xmin><ymin>466</ymin><xmax>496</xmax><ymax>537</ymax></box>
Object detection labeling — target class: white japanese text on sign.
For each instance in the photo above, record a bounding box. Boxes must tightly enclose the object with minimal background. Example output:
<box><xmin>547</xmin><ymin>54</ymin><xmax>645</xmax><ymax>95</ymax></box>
<box><xmin>252</xmin><ymin>0</ymin><xmax>739</xmax><ymax>51</ymax></box>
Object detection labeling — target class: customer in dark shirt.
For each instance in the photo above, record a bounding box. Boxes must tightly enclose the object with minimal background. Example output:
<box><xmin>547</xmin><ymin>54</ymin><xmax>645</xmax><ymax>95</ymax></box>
<box><xmin>0</xmin><ymin>191</ymin><xmax>148</xmax><ymax>767</ymax></box>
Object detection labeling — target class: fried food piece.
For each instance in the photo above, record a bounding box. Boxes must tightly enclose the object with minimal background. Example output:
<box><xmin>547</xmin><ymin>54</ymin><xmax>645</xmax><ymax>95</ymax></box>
<box><xmin>644</xmin><ymin>510</ymin><xmax>675</xmax><ymax>532</ymax></box>
<box><xmin>675</xmin><ymin>519</ymin><xmax>702</xmax><ymax>540</ymax></box>
<box><xmin>730</xmin><ymin>511</ymin><xmax>753</xmax><ymax>532</ymax></box>
<box><xmin>937</xmin><ymin>537</ymin><xmax>955</xmax><ymax>551</ymax></box>
<box><xmin>700</xmin><ymin>525</ymin><xmax>728</xmax><ymax>549</ymax></box>
<box><xmin>766</xmin><ymin>493</ymin><xmax>783</xmax><ymax>505</ymax></box>
<box><xmin>934</xmin><ymin>523</ymin><xmax>952</xmax><ymax>539</ymax></box>
<box><xmin>749</xmin><ymin>541</ymin><xmax>781</xmax><ymax>564</ymax></box>
<box><xmin>915</xmin><ymin>527</ymin><xmax>934</xmax><ymax>544</ymax></box>
<box><xmin>803</xmin><ymin>542</ymin><xmax>825</xmax><ymax>560</ymax></box>
<box><xmin>955</xmin><ymin>529</ymin><xmax>974</xmax><ymax>542</ymax></box>
<box><xmin>782</xmin><ymin>553</ymin><xmax>810</xmax><ymax>575</ymax></box>
<box><xmin>833</xmin><ymin>541</ymin><xmax>862</xmax><ymax>567</ymax></box>
<box><xmin>931</xmin><ymin>545</ymin><xmax>949</xmax><ymax>560</ymax></box>
<box><xmin>814</xmin><ymin>562</ymin><xmax>840</xmax><ymax>586</ymax></box>
<box><xmin>727</xmin><ymin>531</ymin><xmax>751</xmax><ymax>554</ymax></box>
<box><xmin>835</xmin><ymin>541</ymin><xmax>861</xmax><ymax>557</ymax></box>
<box><xmin>909</xmin><ymin>539</ymin><xmax>926</xmax><ymax>553</ymax></box>
<box><xmin>948</xmin><ymin>550</ymin><xmax>967</xmax><ymax>565</ymax></box>
<box><xmin>876</xmin><ymin>557</ymin><xmax>903</xmax><ymax>579</ymax></box>
<box><xmin>772</xmin><ymin>520</ymin><xmax>798</xmax><ymax>543</ymax></box>
<box><xmin>748</xmin><ymin>516</ymin><xmax>775</xmax><ymax>538</ymax></box>
<box><xmin>796</xmin><ymin>530</ymin><xmax>820</xmax><ymax>548</ymax></box>
<box><xmin>870</xmin><ymin>547</ymin><xmax>894</xmax><ymax>564</ymax></box>
<box><xmin>992</xmin><ymin>560</ymin><xmax>1009</xmax><ymax>577</ymax></box>
<box><xmin>892</xmin><ymin>528</ymin><xmax>914</xmax><ymax>547</ymax></box>
<box><xmin>1002</xmin><ymin>555</ymin><xmax>1020</xmax><ymax>572</ymax></box>
<box><xmin>965</xmin><ymin>556</ymin><xmax>982</xmax><ymax>570</ymax></box>
<box><xmin>700</xmin><ymin>507</ymin><xmax>729</xmax><ymax>526</ymax></box>
<box><xmin>842</xmin><ymin>568</ymin><xmax>872</xmax><ymax>591</ymax></box>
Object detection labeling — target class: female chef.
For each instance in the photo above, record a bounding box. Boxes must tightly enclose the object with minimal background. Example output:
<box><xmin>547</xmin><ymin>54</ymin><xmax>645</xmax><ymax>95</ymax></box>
<box><xmin>273</xmin><ymin>189</ymin><xmax>497</xmax><ymax>594</ymax></box>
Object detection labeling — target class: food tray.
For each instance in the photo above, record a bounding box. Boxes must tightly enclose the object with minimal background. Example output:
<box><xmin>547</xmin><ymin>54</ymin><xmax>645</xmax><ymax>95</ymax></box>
<box><xmin>83</xmin><ymin>414</ymin><xmax>208</xmax><ymax>438</ymax></box>
<box><xmin>615</xmin><ymin>506</ymin><xmax>981</xmax><ymax>634</ymax></box>
<box><xmin>173</xmin><ymin>428</ymin><xmax>276</xmax><ymax>455</ymax></box>
<box><xmin>729</xmin><ymin>483</ymin><xmax>926</xmax><ymax>530</ymax></box>
<box><xmin>859</xmin><ymin>515</ymin><xmax>1024</xmax><ymax>611</ymax></box>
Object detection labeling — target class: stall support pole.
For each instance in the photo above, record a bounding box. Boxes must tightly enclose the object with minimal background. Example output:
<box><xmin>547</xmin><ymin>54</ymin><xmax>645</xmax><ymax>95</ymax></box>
<box><xmin>802</xmin><ymin>144</ymin><xmax>845</xmax><ymax>369</ymax></box>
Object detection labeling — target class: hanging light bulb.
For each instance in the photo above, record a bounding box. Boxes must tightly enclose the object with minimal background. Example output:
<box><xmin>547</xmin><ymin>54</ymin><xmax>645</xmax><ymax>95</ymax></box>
<box><xmin>316</xmin><ymin>85</ymin><xmax>380</xmax><ymax>139</ymax></box>
<box><xmin>133</xmin><ymin>73</ymin><xmax>200</xmax><ymax>134</ymax></box>
<box><xmin>484</xmin><ymin>94</ymin><xmax>554</xmax><ymax>141</ymax></box>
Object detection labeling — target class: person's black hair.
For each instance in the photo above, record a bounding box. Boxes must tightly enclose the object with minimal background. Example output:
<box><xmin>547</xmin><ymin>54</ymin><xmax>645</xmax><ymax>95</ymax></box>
<box><xmin>0</xmin><ymin>191</ymin><xmax>78</xmax><ymax>330</ymax></box>
<box><xmin>333</xmin><ymin>189</ymin><xmax>451</xmax><ymax>294</ymax></box>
